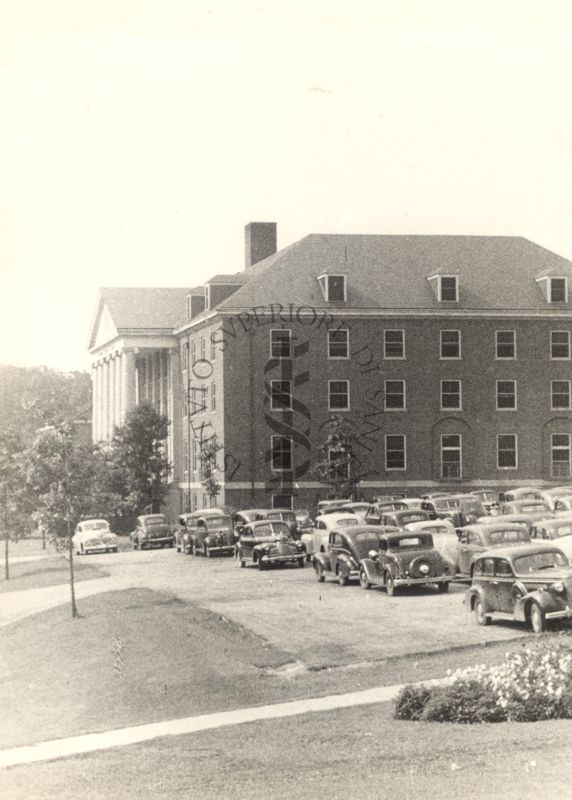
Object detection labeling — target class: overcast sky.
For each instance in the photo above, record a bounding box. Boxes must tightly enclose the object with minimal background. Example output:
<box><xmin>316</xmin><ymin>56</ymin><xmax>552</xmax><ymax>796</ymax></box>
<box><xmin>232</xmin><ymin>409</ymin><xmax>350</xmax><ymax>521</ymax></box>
<box><xmin>1</xmin><ymin>1</ymin><xmax>571</xmax><ymax>372</ymax></box>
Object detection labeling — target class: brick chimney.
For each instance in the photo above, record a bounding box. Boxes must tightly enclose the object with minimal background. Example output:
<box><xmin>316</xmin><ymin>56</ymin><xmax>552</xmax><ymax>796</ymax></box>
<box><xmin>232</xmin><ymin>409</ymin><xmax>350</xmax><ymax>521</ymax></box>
<box><xmin>245</xmin><ymin>222</ymin><xmax>277</xmax><ymax>268</ymax></box>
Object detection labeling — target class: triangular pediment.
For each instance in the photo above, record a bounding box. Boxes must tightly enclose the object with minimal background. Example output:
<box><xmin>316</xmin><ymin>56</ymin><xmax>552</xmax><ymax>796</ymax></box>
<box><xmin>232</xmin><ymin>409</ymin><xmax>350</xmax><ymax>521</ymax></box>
<box><xmin>93</xmin><ymin>304</ymin><xmax>118</xmax><ymax>349</ymax></box>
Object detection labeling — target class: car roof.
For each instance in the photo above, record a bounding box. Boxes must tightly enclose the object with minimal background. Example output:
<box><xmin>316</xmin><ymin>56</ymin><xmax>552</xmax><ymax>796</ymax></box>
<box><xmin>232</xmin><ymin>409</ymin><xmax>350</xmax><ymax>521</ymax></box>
<box><xmin>380</xmin><ymin>530</ymin><xmax>433</xmax><ymax>543</ymax></box>
<box><xmin>534</xmin><ymin>515</ymin><xmax>572</xmax><ymax>528</ymax></box>
<box><xmin>476</xmin><ymin>542</ymin><xmax>564</xmax><ymax>561</ymax></box>
<box><xmin>462</xmin><ymin>522</ymin><xmax>529</xmax><ymax>533</ymax></box>
<box><xmin>332</xmin><ymin>524</ymin><xmax>386</xmax><ymax>537</ymax></box>
<box><xmin>406</xmin><ymin>519</ymin><xmax>454</xmax><ymax>531</ymax></box>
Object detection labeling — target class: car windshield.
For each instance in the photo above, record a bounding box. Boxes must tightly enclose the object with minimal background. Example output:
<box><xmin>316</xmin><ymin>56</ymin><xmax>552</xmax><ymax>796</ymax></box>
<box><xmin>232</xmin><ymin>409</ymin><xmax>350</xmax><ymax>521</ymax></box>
<box><xmin>335</xmin><ymin>517</ymin><xmax>359</xmax><ymax>527</ymax></box>
<box><xmin>353</xmin><ymin>533</ymin><xmax>382</xmax><ymax>558</ymax></box>
<box><xmin>272</xmin><ymin>522</ymin><xmax>290</xmax><ymax>535</ymax></box>
<box><xmin>486</xmin><ymin>529</ymin><xmax>529</xmax><ymax>545</ymax></box>
<box><xmin>83</xmin><ymin>521</ymin><xmax>108</xmax><ymax>531</ymax></box>
<box><xmin>514</xmin><ymin>550</ymin><xmax>568</xmax><ymax>573</ymax></box>
<box><xmin>146</xmin><ymin>515</ymin><xmax>166</xmax><ymax>524</ymax></box>
<box><xmin>249</xmin><ymin>523</ymin><xmax>274</xmax><ymax>537</ymax></box>
<box><xmin>295</xmin><ymin>510</ymin><xmax>310</xmax><ymax>520</ymax></box>
<box><xmin>205</xmin><ymin>517</ymin><xmax>232</xmax><ymax>531</ymax></box>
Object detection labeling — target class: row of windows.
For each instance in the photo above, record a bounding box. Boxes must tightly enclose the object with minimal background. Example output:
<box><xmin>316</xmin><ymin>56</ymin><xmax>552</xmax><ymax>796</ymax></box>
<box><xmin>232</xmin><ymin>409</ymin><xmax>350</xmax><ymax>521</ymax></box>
<box><xmin>270</xmin><ymin>433</ymin><xmax>572</xmax><ymax>477</ymax></box>
<box><xmin>315</xmin><ymin>274</ymin><xmax>570</xmax><ymax>305</ymax></box>
<box><xmin>185</xmin><ymin>384</ymin><xmax>216</xmax><ymax>416</ymax></box>
<box><xmin>271</xmin><ymin>328</ymin><xmax>572</xmax><ymax>360</ymax></box>
<box><xmin>269</xmin><ymin>379</ymin><xmax>572</xmax><ymax>412</ymax></box>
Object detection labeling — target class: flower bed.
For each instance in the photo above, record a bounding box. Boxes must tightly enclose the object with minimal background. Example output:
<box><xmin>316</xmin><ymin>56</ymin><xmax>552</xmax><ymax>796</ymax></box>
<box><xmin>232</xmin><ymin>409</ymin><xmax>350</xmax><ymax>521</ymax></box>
<box><xmin>395</xmin><ymin>642</ymin><xmax>572</xmax><ymax>723</ymax></box>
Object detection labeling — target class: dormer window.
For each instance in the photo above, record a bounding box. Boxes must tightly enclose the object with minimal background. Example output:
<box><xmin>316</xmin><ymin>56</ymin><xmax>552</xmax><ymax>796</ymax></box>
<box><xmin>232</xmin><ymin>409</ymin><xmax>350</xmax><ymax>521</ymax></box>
<box><xmin>318</xmin><ymin>274</ymin><xmax>347</xmax><ymax>302</ymax></box>
<box><xmin>439</xmin><ymin>276</ymin><xmax>458</xmax><ymax>302</ymax></box>
<box><xmin>550</xmin><ymin>278</ymin><xmax>567</xmax><ymax>303</ymax></box>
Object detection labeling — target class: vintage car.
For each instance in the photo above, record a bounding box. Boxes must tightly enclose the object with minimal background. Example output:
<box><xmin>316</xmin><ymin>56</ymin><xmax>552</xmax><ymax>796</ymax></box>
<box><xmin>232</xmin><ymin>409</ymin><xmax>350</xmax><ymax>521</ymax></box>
<box><xmin>73</xmin><ymin>519</ymin><xmax>118</xmax><ymax>555</ymax></box>
<box><xmin>376</xmin><ymin>509</ymin><xmax>430</xmax><ymax>528</ymax></box>
<box><xmin>465</xmin><ymin>544</ymin><xmax>572</xmax><ymax>633</ymax></box>
<box><xmin>500</xmin><ymin>487</ymin><xmax>543</xmax><ymax>504</ymax></box>
<box><xmin>185</xmin><ymin>513</ymin><xmax>234</xmax><ymax>557</ymax></box>
<box><xmin>474</xmin><ymin>513</ymin><xmax>537</xmax><ymax>533</ymax></box>
<box><xmin>405</xmin><ymin>519</ymin><xmax>459</xmax><ymax>572</ymax></box>
<box><xmin>358</xmin><ymin>531</ymin><xmax>452</xmax><ymax>595</ymax></box>
<box><xmin>365</xmin><ymin>501</ymin><xmax>409</xmax><ymax>517</ymax></box>
<box><xmin>330</xmin><ymin>502</ymin><xmax>371</xmax><ymax>519</ymax></box>
<box><xmin>470</xmin><ymin>490</ymin><xmax>501</xmax><ymax>514</ymax></box>
<box><xmin>236</xmin><ymin>520</ymin><xmax>304</xmax><ymax>569</ymax></box>
<box><xmin>457</xmin><ymin>522</ymin><xmax>530</xmax><ymax>576</ymax></box>
<box><xmin>554</xmin><ymin>496</ymin><xmax>572</xmax><ymax>515</ymax></box>
<box><xmin>420</xmin><ymin>496</ymin><xmax>464</xmax><ymax>525</ymax></box>
<box><xmin>316</xmin><ymin>498</ymin><xmax>352</xmax><ymax>515</ymax></box>
<box><xmin>449</xmin><ymin>494</ymin><xmax>487</xmax><ymax>521</ymax></box>
<box><xmin>293</xmin><ymin>508</ymin><xmax>314</xmax><ymax>536</ymax></box>
<box><xmin>302</xmin><ymin>512</ymin><xmax>361</xmax><ymax>557</ymax></box>
<box><xmin>540</xmin><ymin>486</ymin><xmax>572</xmax><ymax>511</ymax></box>
<box><xmin>130</xmin><ymin>514</ymin><xmax>175</xmax><ymax>550</ymax></box>
<box><xmin>232</xmin><ymin>509</ymin><xmax>272</xmax><ymax>541</ymax></box>
<box><xmin>370</xmin><ymin>494</ymin><xmax>406</xmax><ymax>504</ymax></box>
<box><xmin>267</xmin><ymin>508</ymin><xmax>299</xmax><ymax>537</ymax></box>
<box><xmin>176</xmin><ymin>508</ymin><xmax>224</xmax><ymax>552</ymax></box>
<box><xmin>500</xmin><ymin>500</ymin><xmax>553</xmax><ymax>521</ymax></box>
<box><xmin>530</xmin><ymin>516</ymin><xmax>572</xmax><ymax>559</ymax></box>
<box><xmin>313</xmin><ymin>526</ymin><xmax>385</xmax><ymax>585</ymax></box>
<box><xmin>400</xmin><ymin>497</ymin><xmax>425</xmax><ymax>510</ymax></box>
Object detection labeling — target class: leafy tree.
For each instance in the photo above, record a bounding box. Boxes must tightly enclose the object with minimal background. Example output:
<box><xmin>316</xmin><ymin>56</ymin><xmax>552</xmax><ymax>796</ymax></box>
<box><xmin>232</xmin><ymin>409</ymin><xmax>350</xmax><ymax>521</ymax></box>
<box><xmin>200</xmin><ymin>439</ymin><xmax>221</xmax><ymax>505</ymax></box>
<box><xmin>0</xmin><ymin>428</ymin><xmax>30</xmax><ymax>579</ymax></box>
<box><xmin>111</xmin><ymin>404</ymin><xmax>171</xmax><ymax>518</ymax></box>
<box><xmin>312</xmin><ymin>415</ymin><xmax>370</xmax><ymax>500</ymax></box>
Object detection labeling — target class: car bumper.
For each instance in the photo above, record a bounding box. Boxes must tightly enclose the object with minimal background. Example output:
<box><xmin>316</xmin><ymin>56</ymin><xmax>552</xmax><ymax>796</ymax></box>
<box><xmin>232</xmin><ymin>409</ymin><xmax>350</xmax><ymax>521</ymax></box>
<box><xmin>546</xmin><ymin>606</ymin><xmax>572</xmax><ymax>621</ymax></box>
<box><xmin>260</xmin><ymin>554</ymin><xmax>303</xmax><ymax>564</ymax></box>
<box><xmin>142</xmin><ymin>538</ymin><xmax>174</xmax><ymax>547</ymax></box>
<box><xmin>395</xmin><ymin>575</ymin><xmax>451</xmax><ymax>586</ymax></box>
<box><xmin>84</xmin><ymin>545</ymin><xmax>116</xmax><ymax>553</ymax></box>
<box><xmin>207</xmin><ymin>546</ymin><xmax>235</xmax><ymax>554</ymax></box>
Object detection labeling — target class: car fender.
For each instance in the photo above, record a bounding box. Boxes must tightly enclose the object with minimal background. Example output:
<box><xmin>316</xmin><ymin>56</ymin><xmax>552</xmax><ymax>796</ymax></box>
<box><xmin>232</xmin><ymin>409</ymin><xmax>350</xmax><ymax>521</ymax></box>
<box><xmin>517</xmin><ymin>588</ymin><xmax>562</xmax><ymax>621</ymax></box>
<box><xmin>465</xmin><ymin>585</ymin><xmax>489</xmax><ymax>611</ymax></box>
<box><xmin>336</xmin><ymin>554</ymin><xmax>355</xmax><ymax>576</ymax></box>
<box><xmin>360</xmin><ymin>558</ymin><xmax>380</xmax><ymax>582</ymax></box>
<box><xmin>314</xmin><ymin>552</ymin><xmax>331</xmax><ymax>572</ymax></box>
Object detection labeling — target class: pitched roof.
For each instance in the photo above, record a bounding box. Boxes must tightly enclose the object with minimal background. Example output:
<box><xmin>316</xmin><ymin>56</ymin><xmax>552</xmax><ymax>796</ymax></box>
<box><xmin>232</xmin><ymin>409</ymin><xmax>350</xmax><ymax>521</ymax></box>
<box><xmin>214</xmin><ymin>234</ymin><xmax>572</xmax><ymax>313</ymax></box>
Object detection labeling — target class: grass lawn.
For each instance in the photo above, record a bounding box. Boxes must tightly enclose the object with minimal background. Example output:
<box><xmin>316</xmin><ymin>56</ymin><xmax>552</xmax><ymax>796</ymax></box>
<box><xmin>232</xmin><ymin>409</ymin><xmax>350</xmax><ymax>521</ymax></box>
<box><xmin>0</xmin><ymin>557</ymin><xmax>108</xmax><ymax>593</ymax></box>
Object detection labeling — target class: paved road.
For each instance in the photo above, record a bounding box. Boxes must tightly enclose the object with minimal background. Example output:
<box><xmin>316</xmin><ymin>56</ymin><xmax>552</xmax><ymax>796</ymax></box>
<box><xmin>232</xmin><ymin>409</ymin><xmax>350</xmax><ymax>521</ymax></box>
<box><xmin>60</xmin><ymin>545</ymin><xmax>529</xmax><ymax>667</ymax></box>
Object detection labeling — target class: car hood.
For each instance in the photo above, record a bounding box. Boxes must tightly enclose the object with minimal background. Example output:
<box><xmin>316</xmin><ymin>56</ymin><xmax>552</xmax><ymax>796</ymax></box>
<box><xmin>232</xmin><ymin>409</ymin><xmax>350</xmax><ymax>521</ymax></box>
<box><xmin>516</xmin><ymin>567</ymin><xmax>572</xmax><ymax>584</ymax></box>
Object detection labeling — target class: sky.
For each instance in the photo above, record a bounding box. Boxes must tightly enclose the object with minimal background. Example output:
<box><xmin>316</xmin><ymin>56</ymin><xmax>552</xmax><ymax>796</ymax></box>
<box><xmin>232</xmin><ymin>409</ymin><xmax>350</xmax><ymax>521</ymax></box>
<box><xmin>1</xmin><ymin>1</ymin><xmax>572</xmax><ymax>372</ymax></box>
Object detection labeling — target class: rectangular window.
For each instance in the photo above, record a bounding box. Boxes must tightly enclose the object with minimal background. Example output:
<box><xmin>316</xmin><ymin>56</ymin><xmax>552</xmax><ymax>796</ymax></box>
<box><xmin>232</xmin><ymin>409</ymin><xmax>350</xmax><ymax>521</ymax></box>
<box><xmin>328</xmin><ymin>380</ymin><xmax>350</xmax><ymax>410</ymax></box>
<box><xmin>439</xmin><ymin>276</ymin><xmax>458</xmax><ymax>302</ymax></box>
<box><xmin>551</xmin><ymin>331</ymin><xmax>570</xmax><ymax>359</ymax></box>
<box><xmin>270</xmin><ymin>380</ymin><xmax>292</xmax><ymax>410</ymax></box>
<box><xmin>190</xmin><ymin>386</ymin><xmax>207</xmax><ymax>416</ymax></box>
<box><xmin>191</xmin><ymin>341</ymin><xmax>196</xmax><ymax>366</ymax></box>
<box><xmin>496</xmin><ymin>330</ymin><xmax>516</xmax><ymax>359</ymax></box>
<box><xmin>441</xmin><ymin>380</ymin><xmax>462</xmax><ymax>410</ymax></box>
<box><xmin>440</xmin><ymin>330</ymin><xmax>461</xmax><ymax>359</ymax></box>
<box><xmin>211</xmin><ymin>383</ymin><xmax>216</xmax><ymax>412</ymax></box>
<box><xmin>552</xmin><ymin>381</ymin><xmax>571</xmax><ymax>410</ymax></box>
<box><xmin>496</xmin><ymin>380</ymin><xmax>517</xmax><ymax>410</ymax></box>
<box><xmin>497</xmin><ymin>434</ymin><xmax>517</xmax><ymax>469</ymax></box>
<box><xmin>329</xmin><ymin>448</ymin><xmax>349</xmax><ymax>480</ymax></box>
<box><xmin>200</xmin><ymin>338</ymin><xmax>206</xmax><ymax>361</ymax></box>
<box><xmin>385</xmin><ymin>434</ymin><xmax>406</xmax><ymax>470</ymax></box>
<box><xmin>385</xmin><ymin>380</ymin><xmax>406</xmax><ymax>410</ymax></box>
<box><xmin>271</xmin><ymin>436</ymin><xmax>292</xmax><ymax>471</ymax></box>
<box><xmin>328</xmin><ymin>329</ymin><xmax>349</xmax><ymax>358</ymax></box>
<box><xmin>210</xmin><ymin>334</ymin><xmax>216</xmax><ymax>362</ymax></box>
<box><xmin>384</xmin><ymin>330</ymin><xmax>405</xmax><ymax>359</ymax></box>
<box><xmin>270</xmin><ymin>329</ymin><xmax>291</xmax><ymax>358</ymax></box>
<box><xmin>552</xmin><ymin>434</ymin><xmax>571</xmax><ymax>478</ymax></box>
<box><xmin>327</xmin><ymin>275</ymin><xmax>346</xmax><ymax>302</ymax></box>
<box><xmin>441</xmin><ymin>434</ymin><xmax>462</xmax><ymax>478</ymax></box>
<box><xmin>272</xmin><ymin>494</ymin><xmax>293</xmax><ymax>509</ymax></box>
<box><xmin>550</xmin><ymin>278</ymin><xmax>567</xmax><ymax>303</ymax></box>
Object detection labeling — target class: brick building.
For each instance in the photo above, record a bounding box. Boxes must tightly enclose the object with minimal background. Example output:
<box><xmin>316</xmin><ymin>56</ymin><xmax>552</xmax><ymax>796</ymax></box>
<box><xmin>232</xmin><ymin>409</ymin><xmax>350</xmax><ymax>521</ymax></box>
<box><xmin>89</xmin><ymin>223</ymin><xmax>572</xmax><ymax>515</ymax></box>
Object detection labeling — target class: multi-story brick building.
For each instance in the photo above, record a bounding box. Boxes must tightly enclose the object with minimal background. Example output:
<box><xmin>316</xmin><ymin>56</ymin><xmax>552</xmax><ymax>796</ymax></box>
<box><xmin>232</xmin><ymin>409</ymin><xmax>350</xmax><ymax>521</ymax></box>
<box><xmin>89</xmin><ymin>222</ymin><xmax>572</xmax><ymax>515</ymax></box>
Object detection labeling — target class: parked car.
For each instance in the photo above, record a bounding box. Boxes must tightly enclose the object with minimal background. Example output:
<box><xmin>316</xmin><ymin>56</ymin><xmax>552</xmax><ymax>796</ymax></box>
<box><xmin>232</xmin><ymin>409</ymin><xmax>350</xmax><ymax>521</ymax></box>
<box><xmin>302</xmin><ymin>512</ymin><xmax>361</xmax><ymax>557</ymax></box>
<box><xmin>186</xmin><ymin>513</ymin><xmax>234</xmax><ymax>557</ymax></box>
<box><xmin>466</xmin><ymin>544</ymin><xmax>572</xmax><ymax>632</ymax></box>
<box><xmin>232</xmin><ymin>509</ymin><xmax>272</xmax><ymax>541</ymax></box>
<box><xmin>267</xmin><ymin>509</ymin><xmax>299</xmax><ymax>537</ymax></box>
<box><xmin>317</xmin><ymin>498</ymin><xmax>352</xmax><ymax>515</ymax></box>
<box><xmin>236</xmin><ymin>520</ymin><xmax>304</xmax><ymax>569</ymax></box>
<box><xmin>331</xmin><ymin>502</ymin><xmax>371</xmax><ymax>519</ymax></box>
<box><xmin>500</xmin><ymin>487</ymin><xmax>543</xmax><ymax>504</ymax></box>
<box><xmin>404</xmin><ymin>519</ymin><xmax>459</xmax><ymax>573</ymax></box>
<box><xmin>449</xmin><ymin>494</ymin><xmax>487</xmax><ymax>522</ymax></box>
<box><xmin>554</xmin><ymin>496</ymin><xmax>572</xmax><ymax>515</ymax></box>
<box><xmin>500</xmin><ymin>500</ymin><xmax>553</xmax><ymax>521</ymax></box>
<box><xmin>540</xmin><ymin>486</ymin><xmax>572</xmax><ymax>511</ymax></box>
<box><xmin>401</xmin><ymin>497</ymin><xmax>425</xmax><ymax>510</ymax></box>
<box><xmin>375</xmin><ymin>509</ymin><xmax>430</xmax><ymax>528</ymax></box>
<box><xmin>457</xmin><ymin>522</ymin><xmax>530</xmax><ymax>576</ymax></box>
<box><xmin>530</xmin><ymin>516</ymin><xmax>572</xmax><ymax>559</ymax></box>
<box><xmin>313</xmin><ymin>526</ymin><xmax>384</xmax><ymax>585</ymax></box>
<box><xmin>293</xmin><ymin>508</ymin><xmax>314</xmax><ymax>537</ymax></box>
<box><xmin>73</xmin><ymin>519</ymin><xmax>118</xmax><ymax>555</ymax></box>
<box><xmin>130</xmin><ymin>515</ymin><xmax>175</xmax><ymax>550</ymax></box>
<box><xmin>470</xmin><ymin>490</ymin><xmax>501</xmax><ymax>514</ymax></box>
<box><xmin>176</xmin><ymin>508</ymin><xmax>224</xmax><ymax>552</ymax></box>
<box><xmin>358</xmin><ymin>531</ymin><xmax>452</xmax><ymax>595</ymax></box>
<box><xmin>369</xmin><ymin>494</ymin><xmax>406</xmax><ymax>504</ymax></box>
<box><xmin>420</xmin><ymin>496</ymin><xmax>463</xmax><ymax>524</ymax></box>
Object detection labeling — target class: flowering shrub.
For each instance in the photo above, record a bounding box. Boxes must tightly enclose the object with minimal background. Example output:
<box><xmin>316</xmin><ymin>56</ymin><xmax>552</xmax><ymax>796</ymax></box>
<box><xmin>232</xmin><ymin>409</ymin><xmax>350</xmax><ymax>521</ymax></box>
<box><xmin>394</xmin><ymin>642</ymin><xmax>572</xmax><ymax>723</ymax></box>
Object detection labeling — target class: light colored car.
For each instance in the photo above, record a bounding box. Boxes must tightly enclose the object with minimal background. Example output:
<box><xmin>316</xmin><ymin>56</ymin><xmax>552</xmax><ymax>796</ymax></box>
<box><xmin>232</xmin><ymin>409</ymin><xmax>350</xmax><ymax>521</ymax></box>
<box><xmin>500</xmin><ymin>487</ymin><xmax>543</xmax><ymax>504</ymax></box>
<box><xmin>73</xmin><ymin>519</ymin><xmax>118</xmax><ymax>555</ymax></box>
<box><xmin>316</xmin><ymin>498</ymin><xmax>352</xmax><ymax>515</ymax></box>
<box><xmin>405</xmin><ymin>519</ymin><xmax>459</xmax><ymax>573</ymax></box>
<box><xmin>554</xmin><ymin>496</ymin><xmax>572</xmax><ymax>515</ymax></box>
<box><xmin>302</xmin><ymin>513</ymin><xmax>360</xmax><ymax>557</ymax></box>
<box><xmin>540</xmin><ymin>486</ymin><xmax>572</xmax><ymax>511</ymax></box>
<box><xmin>530</xmin><ymin>516</ymin><xmax>572</xmax><ymax>560</ymax></box>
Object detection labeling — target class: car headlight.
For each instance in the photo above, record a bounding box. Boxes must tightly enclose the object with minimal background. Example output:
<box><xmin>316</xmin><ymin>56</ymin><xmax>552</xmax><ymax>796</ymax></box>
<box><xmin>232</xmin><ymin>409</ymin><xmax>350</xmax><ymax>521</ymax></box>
<box><xmin>552</xmin><ymin>581</ymin><xmax>565</xmax><ymax>593</ymax></box>
<box><xmin>419</xmin><ymin>564</ymin><xmax>430</xmax><ymax>575</ymax></box>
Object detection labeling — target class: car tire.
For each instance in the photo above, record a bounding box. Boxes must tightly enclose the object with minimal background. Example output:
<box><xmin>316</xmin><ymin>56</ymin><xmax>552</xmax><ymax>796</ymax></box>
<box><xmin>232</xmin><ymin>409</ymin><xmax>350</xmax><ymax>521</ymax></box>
<box><xmin>385</xmin><ymin>573</ymin><xmax>396</xmax><ymax>597</ymax></box>
<box><xmin>474</xmin><ymin>599</ymin><xmax>490</xmax><ymax>626</ymax></box>
<box><xmin>315</xmin><ymin>562</ymin><xmax>325</xmax><ymax>583</ymax></box>
<box><xmin>204</xmin><ymin>545</ymin><xmax>211</xmax><ymax>558</ymax></box>
<box><xmin>257</xmin><ymin>557</ymin><xmax>266</xmax><ymax>571</ymax></box>
<box><xmin>338</xmin><ymin>570</ymin><xmax>349</xmax><ymax>587</ymax></box>
<box><xmin>437</xmin><ymin>581</ymin><xmax>449</xmax><ymax>593</ymax></box>
<box><xmin>297</xmin><ymin>557</ymin><xmax>305</xmax><ymax>568</ymax></box>
<box><xmin>359</xmin><ymin>568</ymin><xmax>372</xmax><ymax>590</ymax></box>
<box><xmin>238</xmin><ymin>551</ymin><xmax>246</xmax><ymax>568</ymax></box>
<box><xmin>113</xmin><ymin>548</ymin><xmax>118</xmax><ymax>554</ymax></box>
<box><xmin>529</xmin><ymin>602</ymin><xmax>545</xmax><ymax>634</ymax></box>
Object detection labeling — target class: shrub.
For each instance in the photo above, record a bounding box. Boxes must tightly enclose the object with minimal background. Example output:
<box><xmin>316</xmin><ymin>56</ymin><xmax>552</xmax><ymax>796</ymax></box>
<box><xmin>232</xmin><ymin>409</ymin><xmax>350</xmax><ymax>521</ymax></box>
<box><xmin>394</xmin><ymin>641</ymin><xmax>572</xmax><ymax>724</ymax></box>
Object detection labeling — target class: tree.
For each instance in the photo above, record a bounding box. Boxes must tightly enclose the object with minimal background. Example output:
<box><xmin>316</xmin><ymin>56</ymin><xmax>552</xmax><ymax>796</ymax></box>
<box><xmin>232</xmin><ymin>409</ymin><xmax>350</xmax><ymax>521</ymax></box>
<box><xmin>111</xmin><ymin>404</ymin><xmax>171</xmax><ymax>518</ymax></box>
<box><xmin>200</xmin><ymin>439</ymin><xmax>221</xmax><ymax>505</ymax></box>
<box><xmin>0</xmin><ymin>428</ymin><xmax>29</xmax><ymax>580</ymax></box>
<box><xmin>312</xmin><ymin>415</ymin><xmax>370</xmax><ymax>500</ymax></box>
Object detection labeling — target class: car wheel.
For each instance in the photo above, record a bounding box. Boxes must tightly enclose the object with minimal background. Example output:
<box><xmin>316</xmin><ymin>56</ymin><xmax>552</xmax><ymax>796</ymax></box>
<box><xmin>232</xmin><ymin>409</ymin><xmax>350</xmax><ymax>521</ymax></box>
<box><xmin>297</xmin><ymin>557</ymin><xmax>305</xmax><ymax>568</ymax></box>
<box><xmin>257</xmin><ymin>557</ymin><xmax>266</xmax><ymax>571</ymax></box>
<box><xmin>437</xmin><ymin>581</ymin><xmax>449</xmax><ymax>593</ymax></box>
<box><xmin>359</xmin><ymin>568</ymin><xmax>372</xmax><ymax>590</ymax></box>
<box><xmin>315</xmin><ymin>562</ymin><xmax>325</xmax><ymax>583</ymax></box>
<box><xmin>238</xmin><ymin>550</ymin><xmax>246</xmax><ymax>568</ymax></box>
<box><xmin>113</xmin><ymin>548</ymin><xmax>118</xmax><ymax>554</ymax></box>
<box><xmin>385</xmin><ymin>573</ymin><xmax>396</xmax><ymax>597</ymax></box>
<box><xmin>204</xmin><ymin>545</ymin><xmax>211</xmax><ymax>558</ymax></box>
<box><xmin>474</xmin><ymin>599</ymin><xmax>490</xmax><ymax>626</ymax></box>
<box><xmin>338</xmin><ymin>570</ymin><xmax>349</xmax><ymax>587</ymax></box>
<box><xmin>132</xmin><ymin>540</ymin><xmax>138</xmax><ymax>550</ymax></box>
<box><xmin>529</xmin><ymin>602</ymin><xmax>545</xmax><ymax>634</ymax></box>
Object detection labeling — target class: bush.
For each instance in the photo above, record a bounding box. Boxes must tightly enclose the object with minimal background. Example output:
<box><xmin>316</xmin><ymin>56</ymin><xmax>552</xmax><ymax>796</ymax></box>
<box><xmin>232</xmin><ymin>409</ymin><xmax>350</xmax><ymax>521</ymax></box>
<box><xmin>394</xmin><ymin>642</ymin><xmax>572</xmax><ymax>724</ymax></box>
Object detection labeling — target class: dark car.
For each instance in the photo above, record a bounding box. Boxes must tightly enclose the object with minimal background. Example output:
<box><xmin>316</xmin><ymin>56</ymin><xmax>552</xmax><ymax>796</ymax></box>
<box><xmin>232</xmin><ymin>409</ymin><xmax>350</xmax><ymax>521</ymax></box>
<box><xmin>466</xmin><ymin>544</ymin><xmax>572</xmax><ymax>633</ymax></box>
<box><xmin>186</xmin><ymin>513</ymin><xmax>234</xmax><ymax>557</ymax></box>
<box><xmin>471</xmin><ymin>489</ymin><xmax>501</xmax><ymax>514</ymax></box>
<box><xmin>267</xmin><ymin>509</ymin><xmax>299</xmax><ymax>537</ymax></box>
<box><xmin>176</xmin><ymin>508</ymin><xmax>224</xmax><ymax>552</ymax></box>
<box><xmin>358</xmin><ymin>531</ymin><xmax>452</xmax><ymax>595</ymax></box>
<box><xmin>313</xmin><ymin>526</ymin><xmax>384</xmax><ymax>586</ymax></box>
<box><xmin>376</xmin><ymin>509</ymin><xmax>430</xmax><ymax>528</ymax></box>
<box><xmin>232</xmin><ymin>509</ymin><xmax>272</xmax><ymax>541</ymax></box>
<box><xmin>130</xmin><ymin>514</ymin><xmax>175</xmax><ymax>550</ymax></box>
<box><xmin>364</xmin><ymin>502</ymin><xmax>408</xmax><ymax>523</ymax></box>
<box><xmin>457</xmin><ymin>522</ymin><xmax>530</xmax><ymax>576</ymax></box>
<box><xmin>420</xmin><ymin>496</ymin><xmax>468</xmax><ymax>526</ymax></box>
<box><xmin>236</xmin><ymin>520</ymin><xmax>304</xmax><ymax>569</ymax></box>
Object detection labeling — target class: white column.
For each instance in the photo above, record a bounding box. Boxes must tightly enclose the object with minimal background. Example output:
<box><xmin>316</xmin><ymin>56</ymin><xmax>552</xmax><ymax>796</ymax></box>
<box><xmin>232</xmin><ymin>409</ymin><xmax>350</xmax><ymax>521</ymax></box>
<box><xmin>91</xmin><ymin>364</ymin><xmax>98</xmax><ymax>443</ymax></box>
<box><xmin>102</xmin><ymin>358</ymin><xmax>110</xmax><ymax>441</ymax></box>
<box><xmin>96</xmin><ymin>362</ymin><xmax>104</xmax><ymax>441</ymax></box>
<box><xmin>114</xmin><ymin>354</ymin><xmax>122</xmax><ymax>432</ymax></box>
<box><xmin>122</xmin><ymin>349</ymin><xmax>137</xmax><ymax>419</ymax></box>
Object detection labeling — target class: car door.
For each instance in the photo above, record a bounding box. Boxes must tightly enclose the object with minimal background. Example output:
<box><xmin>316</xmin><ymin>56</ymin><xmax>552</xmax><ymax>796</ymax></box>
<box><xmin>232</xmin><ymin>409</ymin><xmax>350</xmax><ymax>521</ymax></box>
<box><xmin>328</xmin><ymin>532</ymin><xmax>343</xmax><ymax>575</ymax></box>
<box><xmin>458</xmin><ymin>530</ymin><xmax>480</xmax><ymax>574</ymax></box>
<box><xmin>493</xmin><ymin>557</ymin><xmax>516</xmax><ymax>613</ymax></box>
